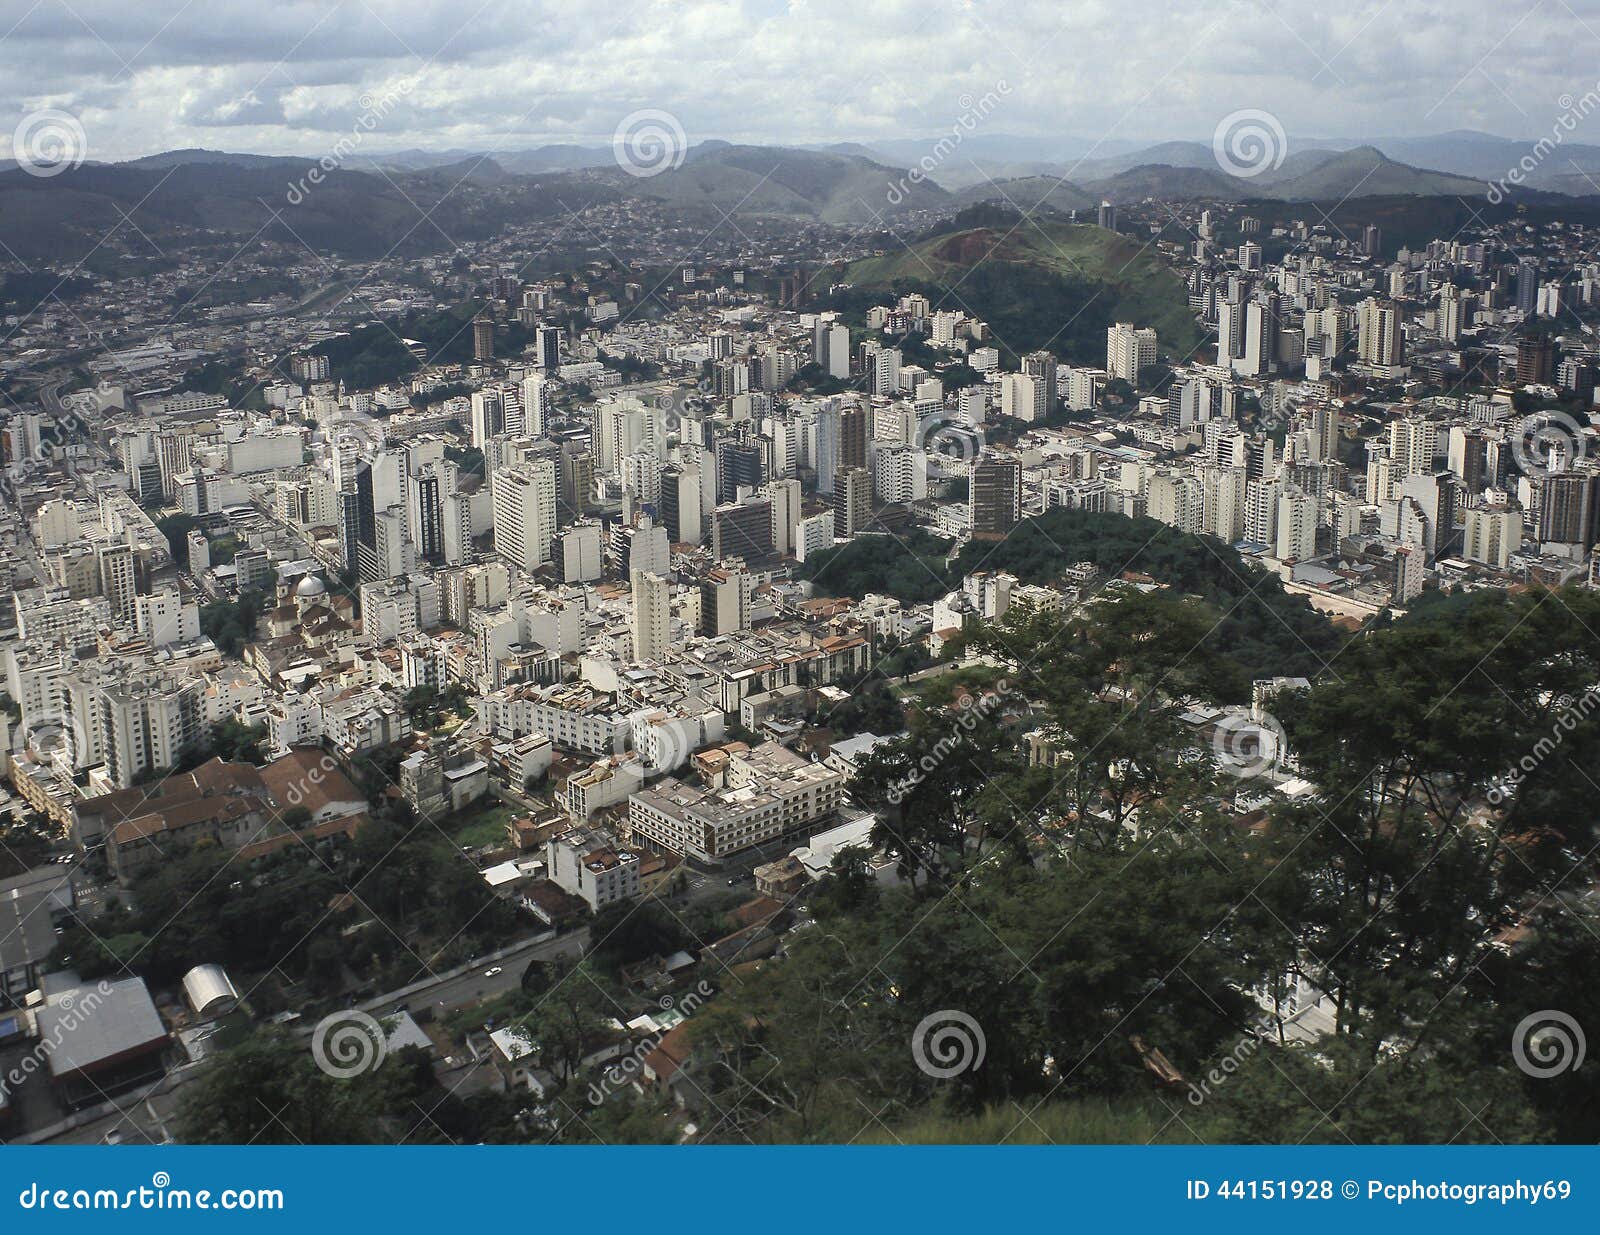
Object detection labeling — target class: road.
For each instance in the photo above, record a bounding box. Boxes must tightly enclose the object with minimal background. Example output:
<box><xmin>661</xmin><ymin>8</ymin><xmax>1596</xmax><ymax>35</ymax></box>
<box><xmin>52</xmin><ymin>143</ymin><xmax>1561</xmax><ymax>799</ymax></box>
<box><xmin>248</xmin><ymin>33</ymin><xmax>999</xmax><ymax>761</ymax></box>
<box><xmin>357</xmin><ymin>926</ymin><xmax>590</xmax><ymax>1018</ymax></box>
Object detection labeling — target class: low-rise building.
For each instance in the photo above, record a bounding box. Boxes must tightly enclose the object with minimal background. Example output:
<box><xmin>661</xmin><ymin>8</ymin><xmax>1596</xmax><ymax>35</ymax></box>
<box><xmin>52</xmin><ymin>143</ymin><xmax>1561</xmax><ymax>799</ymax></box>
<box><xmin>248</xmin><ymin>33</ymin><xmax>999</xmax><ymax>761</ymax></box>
<box><xmin>546</xmin><ymin>830</ymin><xmax>641</xmax><ymax>909</ymax></box>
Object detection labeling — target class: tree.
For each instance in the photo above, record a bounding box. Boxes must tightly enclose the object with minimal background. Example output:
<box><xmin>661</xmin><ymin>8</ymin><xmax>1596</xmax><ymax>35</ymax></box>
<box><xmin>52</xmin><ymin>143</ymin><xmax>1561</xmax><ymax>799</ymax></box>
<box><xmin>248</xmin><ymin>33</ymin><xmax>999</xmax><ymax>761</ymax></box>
<box><xmin>517</xmin><ymin>961</ymin><xmax>622</xmax><ymax>1083</ymax></box>
<box><xmin>178</xmin><ymin>1031</ymin><xmax>523</xmax><ymax>1144</ymax></box>
<box><xmin>964</xmin><ymin>593</ymin><xmax>1240</xmax><ymax>855</ymax></box>
<box><xmin>403</xmin><ymin>685</ymin><xmax>442</xmax><ymax>727</ymax></box>
<box><xmin>157</xmin><ymin>513</ymin><xmax>201</xmax><ymax>567</ymax></box>
<box><xmin>201</xmin><ymin>589</ymin><xmax>268</xmax><ymax>656</ymax></box>
<box><xmin>178</xmin><ymin>1030</ymin><xmax>373</xmax><ymax>1143</ymax></box>
<box><xmin>587</xmin><ymin>900</ymin><xmax>690</xmax><ymax>974</ymax></box>
<box><xmin>211</xmin><ymin>717</ymin><xmax>266</xmax><ymax>763</ymax></box>
<box><xmin>851</xmin><ymin>688</ymin><xmax>1020</xmax><ymax>889</ymax></box>
<box><xmin>1259</xmin><ymin>587</ymin><xmax>1600</xmax><ymax>1053</ymax></box>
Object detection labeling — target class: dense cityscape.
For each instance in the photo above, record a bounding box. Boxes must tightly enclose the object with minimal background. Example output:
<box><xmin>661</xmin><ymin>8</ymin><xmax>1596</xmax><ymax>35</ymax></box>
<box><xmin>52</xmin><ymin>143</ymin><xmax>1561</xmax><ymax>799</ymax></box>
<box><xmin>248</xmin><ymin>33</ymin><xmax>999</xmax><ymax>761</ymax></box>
<box><xmin>1</xmin><ymin>7</ymin><xmax>1598</xmax><ymax>1163</ymax></box>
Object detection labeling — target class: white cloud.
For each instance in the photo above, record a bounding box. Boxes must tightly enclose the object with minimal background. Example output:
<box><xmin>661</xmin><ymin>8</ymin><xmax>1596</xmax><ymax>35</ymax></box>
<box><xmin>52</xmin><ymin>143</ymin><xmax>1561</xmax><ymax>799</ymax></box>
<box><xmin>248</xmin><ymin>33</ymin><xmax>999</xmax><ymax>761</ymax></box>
<box><xmin>0</xmin><ymin>0</ymin><xmax>1594</xmax><ymax>160</ymax></box>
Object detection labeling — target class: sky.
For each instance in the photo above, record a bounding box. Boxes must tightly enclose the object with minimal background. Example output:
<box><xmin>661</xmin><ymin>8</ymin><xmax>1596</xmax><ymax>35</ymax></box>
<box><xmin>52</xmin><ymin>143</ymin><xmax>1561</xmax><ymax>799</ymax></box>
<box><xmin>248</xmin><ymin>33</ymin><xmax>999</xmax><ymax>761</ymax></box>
<box><xmin>1</xmin><ymin>0</ymin><xmax>1596</xmax><ymax>163</ymax></box>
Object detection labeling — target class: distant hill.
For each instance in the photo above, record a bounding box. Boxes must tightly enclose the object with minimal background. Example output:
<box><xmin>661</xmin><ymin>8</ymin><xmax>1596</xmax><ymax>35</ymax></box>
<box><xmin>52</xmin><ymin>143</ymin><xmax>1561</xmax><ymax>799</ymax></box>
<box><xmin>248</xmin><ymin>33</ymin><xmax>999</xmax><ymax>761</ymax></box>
<box><xmin>0</xmin><ymin>156</ymin><xmax>618</xmax><ymax>262</ymax></box>
<box><xmin>485</xmin><ymin>145</ymin><xmax>613</xmax><ymax>174</ymax></box>
<box><xmin>1083</xmin><ymin>163</ymin><xmax>1251</xmax><ymax>203</ymax></box>
<box><xmin>593</xmin><ymin>143</ymin><xmax>950</xmax><ymax>222</ymax></box>
<box><xmin>943</xmin><ymin>147</ymin><xmax>1491</xmax><ymax>212</ymax></box>
<box><xmin>1248</xmin><ymin>147</ymin><xmax>1346</xmax><ymax>185</ymax></box>
<box><xmin>1063</xmin><ymin>141</ymin><xmax>1219</xmax><ymax>182</ymax></box>
<box><xmin>940</xmin><ymin>137</ymin><xmax>1521</xmax><ymax>202</ymax></box>
<box><xmin>840</xmin><ymin>218</ymin><xmax>1201</xmax><ymax>364</ymax></box>
<box><xmin>949</xmin><ymin>175</ymin><xmax>1096</xmax><ymax>214</ymax></box>
<box><xmin>116</xmin><ymin>148</ymin><xmax>298</xmax><ymax>170</ymax></box>
<box><xmin>1364</xmin><ymin>131</ymin><xmax>1600</xmax><ymax>190</ymax></box>
<box><xmin>1263</xmin><ymin>145</ymin><xmax>1485</xmax><ymax>199</ymax></box>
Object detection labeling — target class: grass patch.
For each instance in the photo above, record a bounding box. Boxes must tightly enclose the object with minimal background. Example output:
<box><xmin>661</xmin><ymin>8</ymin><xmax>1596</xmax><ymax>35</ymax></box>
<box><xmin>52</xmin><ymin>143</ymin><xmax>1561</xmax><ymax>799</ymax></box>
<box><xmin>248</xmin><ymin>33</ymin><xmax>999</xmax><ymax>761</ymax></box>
<box><xmin>449</xmin><ymin>804</ymin><xmax>516</xmax><ymax>850</ymax></box>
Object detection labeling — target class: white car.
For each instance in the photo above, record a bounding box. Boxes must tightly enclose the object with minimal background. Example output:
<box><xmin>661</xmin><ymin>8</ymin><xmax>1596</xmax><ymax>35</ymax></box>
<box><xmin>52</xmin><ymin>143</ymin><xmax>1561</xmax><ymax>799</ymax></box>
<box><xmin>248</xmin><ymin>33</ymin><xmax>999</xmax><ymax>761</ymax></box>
<box><xmin>483</xmin><ymin>966</ymin><xmax>503</xmax><ymax>978</ymax></box>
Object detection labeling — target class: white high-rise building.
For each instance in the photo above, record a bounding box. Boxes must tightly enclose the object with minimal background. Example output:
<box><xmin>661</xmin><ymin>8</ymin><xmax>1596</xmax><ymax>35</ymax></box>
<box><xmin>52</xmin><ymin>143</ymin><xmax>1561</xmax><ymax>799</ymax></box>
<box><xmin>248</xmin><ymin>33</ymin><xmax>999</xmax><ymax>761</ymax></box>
<box><xmin>1106</xmin><ymin>323</ymin><xmax>1158</xmax><ymax>384</ymax></box>
<box><xmin>630</xmin><ymin>569</ymin><xmax>671</xmax><ymax>664</ymax></box>
<box><xmin>1463</xmin><ymin>506</ymin><xmax>1522</xmax><ymax>570</ymax></box>
<box><xmin>622</xmin><ymin>452</ymin><xmax>663</xmax><ymax>508</ymax></box>
<box><xmin>795</xmin><ymin>511</ymin><xmax>835</xmax><ymax>562</ymax></box>
<box><xmin>1201</xmin><ymin>466</ymin><xmax>1248</xmax><ymax>543</ymax></box>
<box><xmin>814</xmin><ymin>321</ymin><xmax>851</xmax><ymax>380</ymax></box>
<box><xmin>872</xmin><ymin>444</ymin><xmax>928</xmax><ymax>504</ymax></box>
<box><xmin>1146</xmin><ymin>471</ymin><xmax>1203</xmax><ymax>534</ymax></box>
<box><xmin>491</xmin><ymin>459</ymin><xmax>558</xmax><ymax>572</ymax></box>
<box><xmin>1000</xmin><ymin>373</ymin><xmax>1044</xmax><ymax>422</ymax></box>
<box><xmin>1388</xmin><ymin>417</ymin><xmax>1437</xmax><ymax>479</ymax></box>
<box><xmin>471</xmin><ymin>384</ymin><xmax>524</xmax><ymax>446</ymax></box>
<box><xmin>518</xmin><ymin>374</ymin><xmax>549</xmax><ymax>438</ymax></box>
<box><xmin>763</xmin><ymin>478</ymin><xmax>802</xmax><ymax>556</ymax></box>
<box><xmin>1357</xmin><ymin>298</ymin><xmax>1404</xmax><ymax>367</ymax></box>
<box><xmin>1275</xmin><ymin>490</ymin><xmax>1320</xmax><ymax>562</ymax></box>
<box><xmin>595</xmin><ymin>399</ymin><xmax>650</xmax><ymax>471</ymax></box>
<box><xmin>1245</xmin><ymin>477</ymin><xmax>1284</xmax><ymax>546</ymax></box>
<box><xmin>133</xmin><ymin>589</ymin><xmax>199</xmax><ymax>647</ymax></box>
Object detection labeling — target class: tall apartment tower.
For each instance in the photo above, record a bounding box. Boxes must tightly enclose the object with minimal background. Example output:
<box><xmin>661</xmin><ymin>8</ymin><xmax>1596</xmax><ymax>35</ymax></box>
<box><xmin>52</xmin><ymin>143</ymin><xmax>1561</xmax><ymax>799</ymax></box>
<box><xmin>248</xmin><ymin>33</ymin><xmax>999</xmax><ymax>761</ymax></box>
<box><xmin>630</xmin><ymin>569</ymin><xmax>671</xmax><ymax>664</ymax></box>
<box><xmin>969</xmin><ymin>458</ymin><xmax>1021</xmax><ymax>537</ymax></box>
<box><xmin>491</xmin><ymin>459</ymin><xmax>558</xmax><ymax>572</ymax></box>
<box><xmin>472</xmin><ymin>317</ymin><xmax>495</xmax><ymax>362</ymax></box>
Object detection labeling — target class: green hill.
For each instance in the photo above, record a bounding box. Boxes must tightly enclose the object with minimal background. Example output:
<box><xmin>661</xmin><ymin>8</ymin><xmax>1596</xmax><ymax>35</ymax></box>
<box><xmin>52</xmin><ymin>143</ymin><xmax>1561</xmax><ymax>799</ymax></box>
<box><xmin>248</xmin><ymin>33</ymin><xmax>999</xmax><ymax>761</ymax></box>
<box><xmin>841</xmin><ymin>219</ymin><xmax>1201</xmax><ymax>363</ymax></box>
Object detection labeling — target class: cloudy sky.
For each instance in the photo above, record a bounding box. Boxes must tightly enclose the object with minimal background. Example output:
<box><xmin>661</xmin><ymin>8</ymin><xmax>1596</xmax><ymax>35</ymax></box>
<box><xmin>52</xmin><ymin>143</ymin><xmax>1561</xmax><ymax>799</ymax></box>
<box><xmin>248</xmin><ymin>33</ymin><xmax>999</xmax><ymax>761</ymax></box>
<box><xmin>1</xmin><ymin>0</ymin><xmax>1594</xmax><ymax>162</ymax></box>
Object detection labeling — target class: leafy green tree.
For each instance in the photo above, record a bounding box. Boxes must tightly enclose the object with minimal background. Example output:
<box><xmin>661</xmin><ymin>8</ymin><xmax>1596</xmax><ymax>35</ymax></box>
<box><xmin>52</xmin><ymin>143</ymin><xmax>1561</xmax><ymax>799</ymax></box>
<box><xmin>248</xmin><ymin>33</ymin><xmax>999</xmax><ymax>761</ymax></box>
<box><xmin>178</xmin><ymin>1030</ymin><xmax>372</xmax><ymax>1143</ymax></box>
<box><xmin>965</xmin><ymin>593</ymin><xmax>1239</xmax><ymax>854</ymax></box>
<box><xmin>587</xmin><ymin>900</ymin><xmax>691</xmax><ymax>974</ymax></box>
<box><xmin>1260</xmin><ymin>587</ymin><xmax>1600</xmax><ymax>1052</ymax></box>
<box><xmin>515</xmin><ymin>961</ymin><xmax>623</xmax><ymax>1083</ymax></box>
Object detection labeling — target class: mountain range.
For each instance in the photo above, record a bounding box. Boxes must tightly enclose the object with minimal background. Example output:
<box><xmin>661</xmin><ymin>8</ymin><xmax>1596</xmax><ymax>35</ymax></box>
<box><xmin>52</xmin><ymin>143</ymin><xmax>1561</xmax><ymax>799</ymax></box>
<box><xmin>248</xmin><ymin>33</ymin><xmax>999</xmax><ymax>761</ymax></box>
<box><xmin>0</xmin><ymin>132</ymin><xmax>1589</xmax><ymax>265</ymax></box>
<box><xmin>312</xmin><ymin>129</ymin><xmax>1599</xmax><ymax>196</ymax></box>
